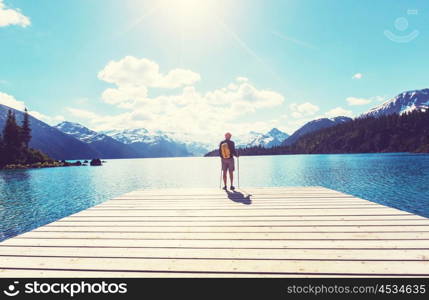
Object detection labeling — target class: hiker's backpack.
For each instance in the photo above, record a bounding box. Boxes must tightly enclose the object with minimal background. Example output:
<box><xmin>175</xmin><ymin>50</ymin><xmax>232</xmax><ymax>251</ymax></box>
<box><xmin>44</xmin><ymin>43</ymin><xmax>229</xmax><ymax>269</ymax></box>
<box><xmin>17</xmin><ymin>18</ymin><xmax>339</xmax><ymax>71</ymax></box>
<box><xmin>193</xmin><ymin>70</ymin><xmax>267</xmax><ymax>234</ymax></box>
<box><xmin>220</xmin><ymin>142</ymin><xmax>231</xmax><ymax>159</ymax></box>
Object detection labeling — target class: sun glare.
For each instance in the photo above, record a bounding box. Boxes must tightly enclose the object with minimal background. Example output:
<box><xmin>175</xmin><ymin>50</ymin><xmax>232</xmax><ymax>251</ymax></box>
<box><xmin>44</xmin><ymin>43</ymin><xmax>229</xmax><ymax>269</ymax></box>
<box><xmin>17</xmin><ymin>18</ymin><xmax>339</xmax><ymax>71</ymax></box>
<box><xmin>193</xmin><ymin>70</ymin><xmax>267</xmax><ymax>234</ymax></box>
<box><xmin>158</xmin><ymin>0</ymin><xmax>220</xmax><ymax>25</ymax></box>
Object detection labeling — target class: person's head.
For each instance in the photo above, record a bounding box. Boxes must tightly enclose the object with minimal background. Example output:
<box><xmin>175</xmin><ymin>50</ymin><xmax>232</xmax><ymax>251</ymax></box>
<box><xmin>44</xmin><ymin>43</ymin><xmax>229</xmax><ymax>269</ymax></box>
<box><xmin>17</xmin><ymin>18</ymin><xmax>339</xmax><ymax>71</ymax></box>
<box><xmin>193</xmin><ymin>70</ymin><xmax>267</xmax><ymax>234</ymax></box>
<box><xmin>225</xmin><ymin>132</ymin><xmax>232</xmax><ymax>140</ymax></box>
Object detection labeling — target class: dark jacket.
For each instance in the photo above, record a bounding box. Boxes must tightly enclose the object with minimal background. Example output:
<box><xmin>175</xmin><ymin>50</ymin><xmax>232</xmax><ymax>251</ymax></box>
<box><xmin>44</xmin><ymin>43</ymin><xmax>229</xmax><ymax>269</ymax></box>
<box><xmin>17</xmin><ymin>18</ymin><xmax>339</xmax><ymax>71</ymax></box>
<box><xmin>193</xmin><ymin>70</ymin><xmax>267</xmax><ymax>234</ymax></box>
<box><xmin>219</xmin><ymin>139</ymin><xmax>237</xmax><ymax>158</ymax></box>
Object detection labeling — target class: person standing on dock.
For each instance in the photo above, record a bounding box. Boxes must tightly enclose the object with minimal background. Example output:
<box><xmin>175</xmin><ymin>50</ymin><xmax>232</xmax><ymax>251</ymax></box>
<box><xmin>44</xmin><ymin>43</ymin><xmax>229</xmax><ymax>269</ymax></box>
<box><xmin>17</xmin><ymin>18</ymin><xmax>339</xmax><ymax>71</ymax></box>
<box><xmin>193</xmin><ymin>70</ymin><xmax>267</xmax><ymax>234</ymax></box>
<box><xmin>219</xmin><ymin>132</ymin><xmax>238</xmax><ymax>191</ymax></box>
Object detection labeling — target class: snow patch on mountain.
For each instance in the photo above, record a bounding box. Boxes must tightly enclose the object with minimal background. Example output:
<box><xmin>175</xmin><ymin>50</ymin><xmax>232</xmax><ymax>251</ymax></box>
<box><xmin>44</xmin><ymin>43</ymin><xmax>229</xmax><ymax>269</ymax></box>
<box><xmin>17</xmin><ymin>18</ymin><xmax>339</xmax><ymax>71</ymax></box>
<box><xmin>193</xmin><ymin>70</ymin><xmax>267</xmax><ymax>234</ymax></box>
<box><xmin>361</xmin><ymin>88</ymin><xmax>429</xmax><ymax>118</ymax></box>
<box><xmin>236</xmin><ymin>128</ymin><xmax>289</xmax><ymax>148</ymax></box>
<box><xmin>55</xmin><ymin>121</ymin><xmax>108</xmax><ymax>143</ymax></box>
<box><xmin>102</xmin><ymin>128</ymin><xmax>210</xmax><ymax>156</ymax></box>
<box><xmin>102</xmin><ymin>128</ymin><xmax>171</xmax><ymax>144</ymax></box>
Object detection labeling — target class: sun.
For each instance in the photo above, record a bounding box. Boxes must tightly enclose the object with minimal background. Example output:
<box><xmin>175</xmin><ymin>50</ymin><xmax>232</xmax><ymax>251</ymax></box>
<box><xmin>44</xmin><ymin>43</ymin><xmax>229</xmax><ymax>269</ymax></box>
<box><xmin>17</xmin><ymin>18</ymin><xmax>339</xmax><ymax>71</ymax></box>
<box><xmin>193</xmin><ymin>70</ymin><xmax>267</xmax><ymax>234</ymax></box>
<box><xmin>175</xmin><ymin>0</ymin><xmax>213</xmax><ymax>13</ymax></box>
<box><xmin>158</xmin><ymin>0</ymin><xmax>221</xmax><ymax>25</ymax></box>
<box><xmin>131</xmin><ymin>0</ymin><xmax>233</xmax><ymax>35</ymax></box>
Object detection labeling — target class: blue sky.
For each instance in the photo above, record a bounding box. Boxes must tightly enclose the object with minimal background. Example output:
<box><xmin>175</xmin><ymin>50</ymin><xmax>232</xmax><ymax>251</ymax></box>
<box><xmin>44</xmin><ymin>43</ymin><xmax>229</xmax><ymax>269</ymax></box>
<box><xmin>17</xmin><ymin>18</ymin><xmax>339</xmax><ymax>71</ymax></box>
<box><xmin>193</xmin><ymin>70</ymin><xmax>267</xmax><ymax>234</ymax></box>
<box><xmin>0</xmin><ymin>0</ymin><xmax>428</xmax><ymax>143</ymax></box>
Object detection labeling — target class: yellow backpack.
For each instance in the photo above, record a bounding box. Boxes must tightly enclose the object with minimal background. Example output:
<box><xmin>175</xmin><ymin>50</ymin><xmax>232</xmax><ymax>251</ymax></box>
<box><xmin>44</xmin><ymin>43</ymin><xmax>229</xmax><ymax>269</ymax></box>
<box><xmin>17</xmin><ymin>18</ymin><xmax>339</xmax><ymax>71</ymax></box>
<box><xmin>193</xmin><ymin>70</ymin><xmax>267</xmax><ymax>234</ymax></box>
<box><xmin>220</xmin><ymin>142</ymin><xmax>231</xmax><ymax>159</ymax></box>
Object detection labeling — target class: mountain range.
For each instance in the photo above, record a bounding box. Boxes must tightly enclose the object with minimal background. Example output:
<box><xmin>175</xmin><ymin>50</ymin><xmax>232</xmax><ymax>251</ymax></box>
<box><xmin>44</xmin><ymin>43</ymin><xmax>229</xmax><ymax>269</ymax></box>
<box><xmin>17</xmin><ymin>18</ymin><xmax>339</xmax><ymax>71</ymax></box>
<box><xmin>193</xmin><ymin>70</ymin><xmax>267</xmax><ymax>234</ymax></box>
<box><xmin>101</xmin><ymin>128</ymin><xmax>192</xmax><ymax>157</ymax></box>
<box><xmin>282</xmin><ymin>88</ymin><xmax>429</xmax><ymax>147</ymax></box>
<box><xmin>55</xmin><ymin>123</ymin><xmax>291</xmax><ymax>157</ymax></box>
<box><xmin>0</xmin><ymin>106</ymin><xmax>291</xmax><ymax>159</ymax></box>
<box><xmin>54</xmin><ymin>122</ymin><xmax>142</xmax><ymax>159</ymax></box>
<box><xmin>1</xmin><ymin>87</ymin><xmax>428</xmax><ymax>159</ymax></box>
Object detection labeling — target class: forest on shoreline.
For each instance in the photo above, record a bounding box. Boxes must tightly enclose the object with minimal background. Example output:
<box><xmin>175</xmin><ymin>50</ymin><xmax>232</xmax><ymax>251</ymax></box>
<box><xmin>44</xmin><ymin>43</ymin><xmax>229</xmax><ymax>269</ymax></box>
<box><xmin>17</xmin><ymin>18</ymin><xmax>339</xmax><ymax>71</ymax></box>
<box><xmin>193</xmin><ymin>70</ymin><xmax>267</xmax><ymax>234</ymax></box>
<box><xmin>205</xmin><ymin>110</ymin><xmax>429</xmax><ymax>156</ymax></box>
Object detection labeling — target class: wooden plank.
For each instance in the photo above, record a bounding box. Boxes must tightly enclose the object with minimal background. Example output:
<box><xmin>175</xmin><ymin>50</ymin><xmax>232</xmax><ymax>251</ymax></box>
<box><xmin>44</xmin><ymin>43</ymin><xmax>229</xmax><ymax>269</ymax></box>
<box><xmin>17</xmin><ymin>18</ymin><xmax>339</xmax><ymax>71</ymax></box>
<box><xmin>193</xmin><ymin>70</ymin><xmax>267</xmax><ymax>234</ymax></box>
<box><xmin>87</xmin><ymin>206</ymin><xmax>383</xmax><ymax>211</ymax></box>
<box><xmin>106</xmin><ymin>200</ymin><xmax>376</xmax><ymax>204</ymax></box>
<box><xmin>100</xmin><ymin>202</ymin><xmax>378</xmax><ymax>207</ymax></box>
<box><xmin>36</xmin><ymin>224</ymin><xmax>429</xmax><ymax>232</ymax></box>
<box><xmin>0</xmin><ymin>256</ymin><xmax>428</xmax><ymax>275</ymax></box>
<box><xmin>115</xmin><ymin>192</ymin><xmax>350</xmax><ymax>196</ymax></box>
<box><xmin>93</xmin><ymin>200</ymin><xmax>381</xmax><ymax>206</ymax></box>
<box><xmin>57</xmin><ymin>215</ymin><xmax>424</xmax><ymax>221</ymax></box>
<box><xmin>113</xmin><ymin>194</ymin><xmax>351</xmax><ymax>199</ymax></box>
<box><xmin>1</xmin><ymin>246</ymin><xmax>427</xmax><ymax>260</ymax></box>
<box><xmin>126</xmin><ymin>187</ymin><xmax>326</xmax><ymax>192</ymax></box>
<box><xmin>100</xmin><ymin>200</ymin><xmax>378</xmax><ymax>204</ymax></box>
<box><xmin>3</xmin><ymin>238</ymin><xmax>429</xmax><ymax>249</ymax></box>
<box><xmin>117</xmin><ymin>193</ymin><xmax>339</xmax><ymax>198</ymax></box>
<box><xmin>0</xmin><ymin>269</ymin><xmax>389</xmax><ymax>278</ymax></box>
<box><xmin>14</xmin><ymin>231</ymin><xmax>429</xmax><ymax>240</ymax></box>
<box><xmin>71</xmin><ymin>209</ymin><xmax>405</xmax><ymax>217</ymax></box>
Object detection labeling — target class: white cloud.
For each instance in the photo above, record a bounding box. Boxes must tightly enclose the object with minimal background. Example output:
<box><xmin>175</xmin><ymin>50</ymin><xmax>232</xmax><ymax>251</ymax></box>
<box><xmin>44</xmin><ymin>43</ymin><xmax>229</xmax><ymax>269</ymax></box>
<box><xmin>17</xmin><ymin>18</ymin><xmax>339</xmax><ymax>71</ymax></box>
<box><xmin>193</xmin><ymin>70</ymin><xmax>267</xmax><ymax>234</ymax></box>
<box><xmin>101</xmin><ymin>85</ymin><xmax>149</xmax><ymax>108</ymax></box>
<box><xmin>67</xmin><ymin>58</ymin><xmax>286</xmax><ymax>144</ymax></box>
<box><xmin>291</xmin><ymin>111</ymin><xmax>302</xmax><ymax>118</ymax></box>
<box><xmin>205</xmin><ymin>82</ymin><xmax>284</xmax><ymax>112</ymax></box>
<box><xmin>67</xmin><ymin>107</ymin><xmax>154</xmax><ymax>125</ymax></box>
<box><xmin>325</xmin><ymin>107</ymin><xmax>353</xmax><ymax>118</ymax></box>
<box><xmin>372</xmin><ymin>95</ymin><xmax>388</xmax><ymax>102</ymax></box>
<box><xmin>0</xmin><ymin>0</ymin><xmax>30</xmax><ymax>27</ymax></box>
<box><xmin>74</xmin><ymin>97</ymin><xmax>89</xmax><ymax>105</ymax></box>
<box><xmin>0</xmin><ymin>91</ymin><xmax>64</xmax><ymax>125</ymax></box>
<box><xmin>289</xmin><ymin>102</ymin><xmax>319</xmax><ymax>118</ymax></box>
<box><xmin>66</xmin><ymin>107</ymin><xmax>156</xmax><ymax>134</ymax></box>
<box><xmin>0</xmin><ymin>91</ymin><xmax>25</xmax><ymax>110</ymax></box>
<box><xmin>28</xmin><ymin>111</ymin><xmax>65</xmax><ymax>125</ymax></box>
<box><xmin>66</xmin><ymin>107</ymin><xmax>100</xmax><ymax>120</ymax></box>
<box><xmin>96</xmin><ymin>80</ymin><xmax>284</xmax><ymax>143</ymax></box>
<box><xmin>98</xmin><ymin>56</ymin><xmax>200</xmax><ymax>89</ymax></box>
<box><xmin>280</xmin><ymin>113</ymin><xmax>327</xmax><ymax>136</ymax></box>
<box><xmin>352</xmin><ymin>73</ymin><xmax>363</xmax><ymax>80</ymax></box>
<box><xmin>236</xmin><ymin>77</ymin><xmax>249</xmax><ymax>83</ymax></box>
<box><xmin>98</xmin><ymin>56</ymin><xmax>202</xmax><ymax>109</ymax></box>
<box><xmin>346</xmin><ymin>96</ymin><xmax>372</xmax><ymax>106</ymax></box>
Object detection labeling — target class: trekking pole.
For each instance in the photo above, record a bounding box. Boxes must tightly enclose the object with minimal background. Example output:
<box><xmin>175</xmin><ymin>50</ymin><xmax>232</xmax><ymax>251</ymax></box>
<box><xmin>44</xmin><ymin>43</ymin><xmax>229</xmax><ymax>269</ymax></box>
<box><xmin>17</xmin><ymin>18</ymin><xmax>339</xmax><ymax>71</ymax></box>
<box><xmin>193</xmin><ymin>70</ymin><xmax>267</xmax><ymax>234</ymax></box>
<box><xmin>219</xmin><ymin>162</ymin><xmax>222</xmax><ymax>189</ymax></box>
<box><xmin>237</xmin><ymin>155</ymin><xmax>240</xmax><ymax>188</ymax></box>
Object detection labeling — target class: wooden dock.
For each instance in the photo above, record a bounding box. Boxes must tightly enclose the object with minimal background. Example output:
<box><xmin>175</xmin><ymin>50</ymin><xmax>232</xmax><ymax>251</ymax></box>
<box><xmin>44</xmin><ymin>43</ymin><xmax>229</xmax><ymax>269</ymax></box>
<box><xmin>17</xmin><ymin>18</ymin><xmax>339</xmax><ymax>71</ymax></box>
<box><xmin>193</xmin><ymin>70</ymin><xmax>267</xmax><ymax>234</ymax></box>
<box><xmin>1</xmin><ymin>186</ymin><xmax>429</xmax><ymax>277</ymax></box>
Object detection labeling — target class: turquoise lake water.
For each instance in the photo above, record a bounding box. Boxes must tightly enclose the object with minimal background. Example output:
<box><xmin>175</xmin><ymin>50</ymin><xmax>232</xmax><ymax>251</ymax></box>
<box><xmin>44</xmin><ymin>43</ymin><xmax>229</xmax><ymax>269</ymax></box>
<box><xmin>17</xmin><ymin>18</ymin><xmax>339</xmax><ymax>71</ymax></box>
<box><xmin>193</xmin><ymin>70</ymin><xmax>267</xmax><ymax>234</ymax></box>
<box><xmin>1</xmin><ymin>153</ymin><xmax>429</xmax><ymax>241</ymax></box>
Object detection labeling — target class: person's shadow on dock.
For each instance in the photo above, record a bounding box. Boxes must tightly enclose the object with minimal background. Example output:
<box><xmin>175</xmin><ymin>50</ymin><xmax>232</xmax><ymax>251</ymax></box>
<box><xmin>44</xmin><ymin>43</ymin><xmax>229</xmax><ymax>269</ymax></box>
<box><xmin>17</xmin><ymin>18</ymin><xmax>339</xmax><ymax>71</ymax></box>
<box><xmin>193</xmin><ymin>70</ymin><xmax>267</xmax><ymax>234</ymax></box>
<box><xmin>225</xmin><ymin>190</ymin><xmax>252</xmax><ymax>205</ymax></box>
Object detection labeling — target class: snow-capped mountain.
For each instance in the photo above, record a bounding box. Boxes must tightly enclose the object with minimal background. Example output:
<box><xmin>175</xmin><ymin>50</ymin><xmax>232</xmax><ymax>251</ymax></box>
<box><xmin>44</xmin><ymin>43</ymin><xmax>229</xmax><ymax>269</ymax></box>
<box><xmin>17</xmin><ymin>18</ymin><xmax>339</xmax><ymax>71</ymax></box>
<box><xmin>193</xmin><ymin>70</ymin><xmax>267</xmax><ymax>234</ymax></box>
<box><xmin>237</xmin><ymin>128</ymin><xmax>289</xmax><ymax>148</ymax></box>
<box><xmin>102</xmin><ymin>128</ymin><xmax>169</xmax><ymax>145</ymax></box>
<box><xmin>282</xmin><ymin>116</ymin><xmax>352</xmax><ymax>146</ymax></box>
<box><xmin>254</xmin><ymin>128</ymin><xmax>289</xmax><ymax>147</ymax></box>
<box><xmin>231</xmin><ymin>128</ymin><xmax>289</xmax><ymax>148</ymax></box>
<box><xmin>55</xmin><ymin>121</ymin><xmax>141</xmax><ymax>158</ymax></box>
<box><xmin>102</xmin><ymin>128</ymin><xmax>210</xmax><ymax>157</ymax></box>
<box><xmin>55</xmin><ymin>121</ymin><xmax>107</xmax><ymax>143</ymax></box>
<box><xmin>235</xmin><ymin>131</ymin><xmax>264</xmax><ymax>147</ymax></box>
<box><xmin>54</xmin><ymin>122</ymin><xmax>211</xmax><ymax>157</ymax></box>
<box><xmin>361</xmin><ymin>88</ymin><xmax>429</xmax><ymax>118</ymax></box>
<box><xmin>161</xmin><ymin>131</ymin><xmax>211</xmax><ymax>156</ymax></box>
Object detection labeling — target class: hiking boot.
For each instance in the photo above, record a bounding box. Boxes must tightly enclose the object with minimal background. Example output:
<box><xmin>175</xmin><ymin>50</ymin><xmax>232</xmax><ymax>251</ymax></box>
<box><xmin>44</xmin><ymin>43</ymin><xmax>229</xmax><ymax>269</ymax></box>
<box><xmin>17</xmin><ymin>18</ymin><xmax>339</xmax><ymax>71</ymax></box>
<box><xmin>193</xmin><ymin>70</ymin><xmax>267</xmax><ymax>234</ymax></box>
<box><xmin>230</xmin><ymin>185</ymin><xmax>235</xmax><ymax>191</ymax></box>
<box><xmin>222</xmin><ymin>186</ymin><xmax>227</xmax><ymax>190</ymax></box>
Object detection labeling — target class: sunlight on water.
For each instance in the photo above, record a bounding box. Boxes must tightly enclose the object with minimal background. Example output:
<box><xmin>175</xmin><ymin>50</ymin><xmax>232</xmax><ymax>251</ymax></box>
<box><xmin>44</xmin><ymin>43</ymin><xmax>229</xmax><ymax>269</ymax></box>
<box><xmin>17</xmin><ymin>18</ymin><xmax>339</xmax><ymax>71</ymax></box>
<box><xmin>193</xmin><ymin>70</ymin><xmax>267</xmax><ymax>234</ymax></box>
<box><xmin>1</xmin><ymin>153</ymin><xmax>428</xmax><ymax>241</ymax></box>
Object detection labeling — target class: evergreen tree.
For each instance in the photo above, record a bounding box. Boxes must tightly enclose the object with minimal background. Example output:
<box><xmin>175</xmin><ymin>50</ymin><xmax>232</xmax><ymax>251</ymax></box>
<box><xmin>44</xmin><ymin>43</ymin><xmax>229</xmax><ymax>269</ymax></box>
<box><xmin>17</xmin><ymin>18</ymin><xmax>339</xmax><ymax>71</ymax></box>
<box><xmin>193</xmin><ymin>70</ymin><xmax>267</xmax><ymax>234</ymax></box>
<box><xmin>3</xmin><ymin>110</ymin><xmax>22</xmax><ymax>163</ymax></box>
<box><xmin>0</xmin><ymin>134</ymin><xmax>5</xmax><ymax>167</ymax></box>
<box><xmin>21</xmin><ymin>108</ymin><xmax>32</xmax><ymax>149</ymax></box>
<box><xmin>0</xmin><ymin>109</ymin><xmax>52</xmax><ymax>168</ymax></box>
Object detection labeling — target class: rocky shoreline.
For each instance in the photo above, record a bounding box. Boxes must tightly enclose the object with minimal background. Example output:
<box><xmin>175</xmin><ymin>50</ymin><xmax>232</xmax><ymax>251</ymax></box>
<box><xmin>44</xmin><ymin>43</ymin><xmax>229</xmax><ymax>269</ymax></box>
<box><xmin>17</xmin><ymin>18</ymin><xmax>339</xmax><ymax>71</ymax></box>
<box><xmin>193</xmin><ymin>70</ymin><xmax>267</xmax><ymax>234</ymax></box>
<box><xmin>2</xmin><ymin>159</ymin><xmax>104</xmax><ymax>170</ymax></box>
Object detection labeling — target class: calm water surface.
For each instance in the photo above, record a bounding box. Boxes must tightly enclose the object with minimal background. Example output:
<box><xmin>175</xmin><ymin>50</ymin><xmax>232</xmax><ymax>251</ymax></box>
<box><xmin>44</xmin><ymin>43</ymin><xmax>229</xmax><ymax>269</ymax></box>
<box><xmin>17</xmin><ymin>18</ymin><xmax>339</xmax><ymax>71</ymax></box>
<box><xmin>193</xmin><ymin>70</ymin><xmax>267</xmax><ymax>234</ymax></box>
<box><xmin>1</xmin><ymin>153</ymin><xmax>428</xmax><ymax>241</ymax></box>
